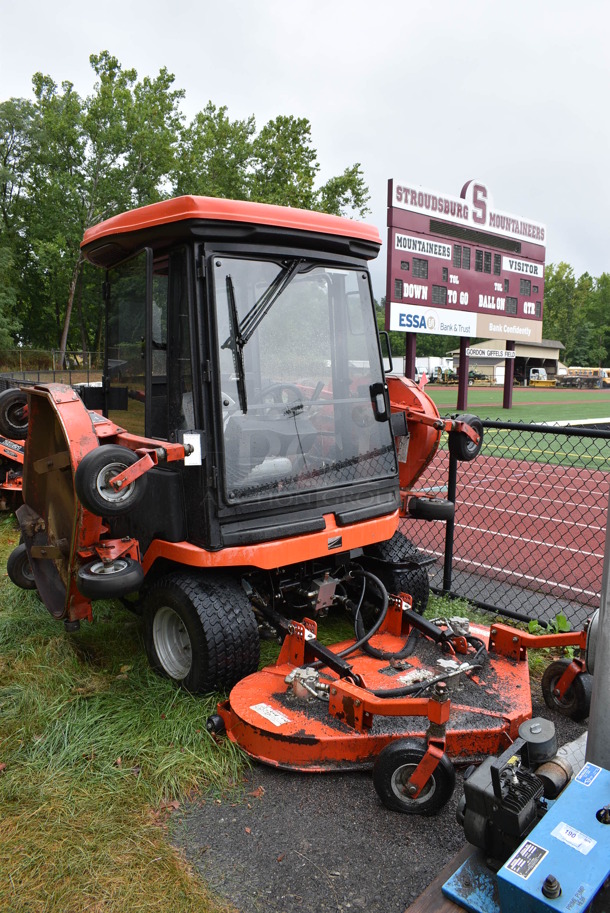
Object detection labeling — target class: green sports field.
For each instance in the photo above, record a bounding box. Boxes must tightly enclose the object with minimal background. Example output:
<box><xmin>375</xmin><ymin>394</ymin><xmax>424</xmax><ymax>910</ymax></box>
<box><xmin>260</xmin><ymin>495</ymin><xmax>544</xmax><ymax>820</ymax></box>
<box><xmin>425</xmin><ymin>384</ymin><xmax>610</xmax><ymax>424</ymax></box>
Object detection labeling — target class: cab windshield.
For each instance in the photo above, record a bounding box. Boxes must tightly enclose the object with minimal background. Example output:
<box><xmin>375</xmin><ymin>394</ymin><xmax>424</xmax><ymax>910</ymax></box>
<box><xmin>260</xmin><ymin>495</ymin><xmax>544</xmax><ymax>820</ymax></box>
<box><xmin>213</xmin><ymin>256</ymin><xmax>396</xmax><ymax>502</ymax></box>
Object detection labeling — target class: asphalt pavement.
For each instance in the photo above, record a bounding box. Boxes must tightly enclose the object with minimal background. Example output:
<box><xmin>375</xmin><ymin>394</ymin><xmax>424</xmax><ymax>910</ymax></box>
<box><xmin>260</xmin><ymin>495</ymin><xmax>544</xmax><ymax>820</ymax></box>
<box><xmin>171</xmin><ymin>679</ymin><xmax>588</xmax><ymax>913</ymax></box>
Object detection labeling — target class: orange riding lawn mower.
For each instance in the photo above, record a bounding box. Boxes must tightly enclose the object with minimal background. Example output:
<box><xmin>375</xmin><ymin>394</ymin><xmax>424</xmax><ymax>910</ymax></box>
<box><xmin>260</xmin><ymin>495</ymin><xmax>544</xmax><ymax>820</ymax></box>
<box><xmin>3</xmin><ymin>197</ymin><xmax>596</xmax><ymax>815</ymax></box>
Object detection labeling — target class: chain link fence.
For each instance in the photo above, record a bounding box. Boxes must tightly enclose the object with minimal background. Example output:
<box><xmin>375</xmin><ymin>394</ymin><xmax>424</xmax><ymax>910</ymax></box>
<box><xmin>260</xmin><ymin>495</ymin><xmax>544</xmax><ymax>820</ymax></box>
<box><xmin>0</xmin><ymin>351</ymin><xmax>102</xmax><ymax>390</ymax></box>
<box><xmin>0</xmin><ymin>358</ymin><xmax>606</xmax><ymax>629</ymax></box>
<box><xmin>401</xmin><ymin>419</ymin><xmax>610</xmax><ymax>629</ymax></box>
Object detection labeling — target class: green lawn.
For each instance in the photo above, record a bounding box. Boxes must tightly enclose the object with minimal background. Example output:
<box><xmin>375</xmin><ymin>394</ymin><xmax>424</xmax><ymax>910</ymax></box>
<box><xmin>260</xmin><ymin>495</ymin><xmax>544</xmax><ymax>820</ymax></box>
<box><xmin>426</xmin><ymin>384</ymin><xmax>610</xmax><ymax>424</ymax></box>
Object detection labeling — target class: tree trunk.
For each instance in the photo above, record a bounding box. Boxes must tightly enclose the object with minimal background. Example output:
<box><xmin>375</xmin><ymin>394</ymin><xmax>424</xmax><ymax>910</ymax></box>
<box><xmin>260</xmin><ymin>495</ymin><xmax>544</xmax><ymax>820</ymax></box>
<box><xmin>58</xmin><ymin>253</ymin><xmax>83</xmax><ymax>368</ymax></box>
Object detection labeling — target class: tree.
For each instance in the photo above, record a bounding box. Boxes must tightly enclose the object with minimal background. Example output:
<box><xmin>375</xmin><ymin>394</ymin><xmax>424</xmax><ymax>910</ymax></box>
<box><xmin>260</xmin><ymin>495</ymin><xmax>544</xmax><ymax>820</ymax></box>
<box><xmin>249</xmin><ymin>115</ymin><xmax>319</xmax><ymax>210</ymax></box>
<box><xmin>10</xmin><ymin>53</ymin><xmax>185</xmax><ymax>361</ymax></box>
<box><xmin>0</xmin><ymin>54</ymin><xmax>372</xmax><ymax>363</ymax></box>
<box><xmin>0</xmin><ymin>97</ymin><xmax>35</xmax><ymax>346</ymax></box>
<box><xmin>174</xmin><ymin>102</ymin><xmax>255</xmax><ymax>200</ymax></box>
<box><xmin>542</xmin><ymin>263</ymin><xmax>577</xmax><ymax>359</ymax></box>
<box><xmin>316</xmin><ymin>163</ymin><xmax>370</xmax><ymax>217</ymax></box>
<box><xmin>585</xmin><ymin>272</ymin><xmax>610</xmax><ymax>367</ymax></box>
<box><xmin>0</xmin><ymin>248</ymin><xmax>21</xmax><ymax>346</ymax></box>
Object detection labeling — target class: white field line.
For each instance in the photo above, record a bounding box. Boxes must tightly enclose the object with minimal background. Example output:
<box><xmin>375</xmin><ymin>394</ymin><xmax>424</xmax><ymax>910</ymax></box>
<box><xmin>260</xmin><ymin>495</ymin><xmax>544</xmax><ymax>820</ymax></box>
<box><xmin>456</xmin><ymin>499</ymin><xmax>606</xmax><ymax>533</ymax></box>
<box><xmin>460</xmin><ymin>470</ymin><xmax>609</xmax><ymax>495</ymax></box>
<box><xmin>426</xmin><ymin>549</ymin><xmax>600</xmax><ymax>599</ymax></box>
<box><xmin>458</xmin><ymin>484</ymin><xmax>608</xmax><ymax>514</ymax></box>
<box><xmin>453</xmin><ymin>523</ymin><xmax>604</xmax><ymax>560</ymax></box>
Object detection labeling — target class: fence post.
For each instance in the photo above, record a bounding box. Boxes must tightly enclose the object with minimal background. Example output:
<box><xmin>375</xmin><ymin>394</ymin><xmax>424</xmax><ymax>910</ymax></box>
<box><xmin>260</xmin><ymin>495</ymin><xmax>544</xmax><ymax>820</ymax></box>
<box><xmin>442</xmin><ymin>453</ymin><xmax>458</xmax><ymax>593</ymax></box>
<box><xmin>585</xmin><ymin>488</ymin><xmax>610</xmax><ymax>768</ymax></box>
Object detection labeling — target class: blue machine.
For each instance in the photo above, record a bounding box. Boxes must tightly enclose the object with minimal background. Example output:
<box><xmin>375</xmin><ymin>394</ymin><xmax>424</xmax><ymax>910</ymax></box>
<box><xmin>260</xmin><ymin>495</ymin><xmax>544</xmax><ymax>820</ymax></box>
<box><xmin>443</xmin><ymin>763</ymin><xmax>610</xmax><ymax>913</ymax></box>
<box><xmin>497</xmin><ymin>762</ymin><xmax>609</xmax><ymax>912</ymax></box>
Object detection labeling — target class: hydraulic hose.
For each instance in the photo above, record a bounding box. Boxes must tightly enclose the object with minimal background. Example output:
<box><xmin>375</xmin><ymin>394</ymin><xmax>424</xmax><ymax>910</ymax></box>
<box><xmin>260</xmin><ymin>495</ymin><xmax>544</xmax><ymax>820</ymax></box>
<box><xmin>351</xmin><ymin>568</ymin><xmax>420</xmax><ymax>661</ymax></box>
<box><xmin>369</xmin><ymin>633</ymin><xmax>488</xmax><ymax>698</ymax></box>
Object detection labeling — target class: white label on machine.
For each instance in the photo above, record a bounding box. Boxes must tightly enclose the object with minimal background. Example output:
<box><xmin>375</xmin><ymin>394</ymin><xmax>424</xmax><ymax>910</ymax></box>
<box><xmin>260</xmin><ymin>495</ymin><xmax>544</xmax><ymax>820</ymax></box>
<box><xmin>251</xmin><ymin>703</ymin><xmax>291</xmax><ymax>727</ymax></box>
<box><xmin>505</xmin><ymin>841</ymin><xmax>548</xmax><ymax>879</ymax></box>
<box><xmin>183</xmin><ymin>432</ymin><xmax>203</xmax><ymax>466</ymax></box>
<box><xmin>551</xmin><ymin>822</ymin><xmax>597</xmax><ymax>855</ymax></box>
<box><xmin>575</xmin><ymin>762</ymin><xmax>601</xmax><ymax>786</ymax></box>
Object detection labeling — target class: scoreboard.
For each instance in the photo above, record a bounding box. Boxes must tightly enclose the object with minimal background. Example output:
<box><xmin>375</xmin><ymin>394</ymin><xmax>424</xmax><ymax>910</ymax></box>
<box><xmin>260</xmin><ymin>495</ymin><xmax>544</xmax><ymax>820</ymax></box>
<box><xmin>386</xmin><ymin>179</ymin><xmax>546</xmax><ymax>343</ymax></box>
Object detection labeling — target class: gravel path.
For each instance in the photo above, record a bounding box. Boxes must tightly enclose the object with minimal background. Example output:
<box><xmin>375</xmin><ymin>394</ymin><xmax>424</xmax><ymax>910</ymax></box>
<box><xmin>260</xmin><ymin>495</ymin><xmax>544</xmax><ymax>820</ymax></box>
<box><xmin>172</xmin><ymin>681</ymin><xmax>587</xmax><ymax>913</ymax></box>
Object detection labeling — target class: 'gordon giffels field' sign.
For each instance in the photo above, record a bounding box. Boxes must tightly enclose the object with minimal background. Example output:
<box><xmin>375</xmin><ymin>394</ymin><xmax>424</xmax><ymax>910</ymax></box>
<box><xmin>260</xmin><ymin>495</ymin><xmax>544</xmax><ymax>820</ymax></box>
<box><xmin>386</xmin><ymin>179</ymin><xmax>546</xmax><ymax>343</ymax></box>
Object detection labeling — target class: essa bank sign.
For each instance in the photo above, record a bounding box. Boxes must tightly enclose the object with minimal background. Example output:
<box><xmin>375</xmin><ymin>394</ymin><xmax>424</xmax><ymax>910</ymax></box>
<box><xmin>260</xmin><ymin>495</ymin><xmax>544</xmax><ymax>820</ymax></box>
<box><xmin>390</xmin><ymin>305</ymin><xmax>477</xmax><ymax>337</ymax></box>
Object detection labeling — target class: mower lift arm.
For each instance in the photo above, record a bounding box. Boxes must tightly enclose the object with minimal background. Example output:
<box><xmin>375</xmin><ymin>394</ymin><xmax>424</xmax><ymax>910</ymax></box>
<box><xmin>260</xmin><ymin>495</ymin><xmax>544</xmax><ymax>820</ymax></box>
<box><xmin>262</xmin><ymin>606</ymin><xmax>363</xmax><ymax>685</ymax></box>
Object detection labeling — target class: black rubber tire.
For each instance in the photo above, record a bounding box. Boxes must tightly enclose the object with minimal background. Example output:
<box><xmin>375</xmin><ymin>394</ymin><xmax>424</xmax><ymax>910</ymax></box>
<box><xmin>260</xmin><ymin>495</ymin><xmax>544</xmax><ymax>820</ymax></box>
<box><xmin>448</xmin><ymin>414</ymin><xmax>484</xmax><ymax>462</ymax></box>
<box><xmin>373</xmin><ymin>738</ymin><xmax>456</xmax><ymax>815</ymax></box>
<box><xmin>75</xmin><ymin>445</ymin><xmax>148</xmax><ymax>516</ymax></box>
<box><xmin>408</xmin><ymin>496</ymin><xmax>454</xmax><ymax>522</ymax></box>
<box><xmin>541</xmin><ymin>658</ymin><xmax>593</xmax><ymax>721</ymax></box>
<box><xmin>143</xmin><ymin>572</ymin><xmax>260</xmax><ymax>694</ymax></box>
<box><xmin>584</xmin><ymin>610</ymin><xmax>599</xmax><ymax>674</ymax></box>
<box><xmin>0</xmin><ymin>389</ymin><xmax>29</xmax><ymax>439</ymax></box>
<box><xmin>77</xmin><ymin>557</ymin><xmax>145</xmax><ymax>599</ymax></box>
<box><xmin>364</xmin><ymin>532</ymin><xmax>430</xmax><ymax>614</ymax></box>
<box><xmin>206</xmin><ymin>714</ymin><xmax>226</xmax><ymax>735</ymax></box>
<box><xmin>7</xmin><ymin>542</ymin><xmax>37</xmax><ymax>590</ymax></box>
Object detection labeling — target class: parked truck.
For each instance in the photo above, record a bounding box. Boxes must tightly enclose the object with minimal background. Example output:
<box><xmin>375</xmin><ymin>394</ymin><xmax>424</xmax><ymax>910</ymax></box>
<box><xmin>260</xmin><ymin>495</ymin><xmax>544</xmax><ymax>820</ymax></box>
<box><xmin>524</xmin><ymin>367</ymin><xmax>556</xmax><ymax>387</ymax></box>
<box><xmin>556</xmin><ymin>367</ymin><xmax>606</xmax><ymax>389</ymax></box>
<box><xmin>2</xmin><ymin>196</ymin><xmax>482</xmax><ymax>694</ymax></box>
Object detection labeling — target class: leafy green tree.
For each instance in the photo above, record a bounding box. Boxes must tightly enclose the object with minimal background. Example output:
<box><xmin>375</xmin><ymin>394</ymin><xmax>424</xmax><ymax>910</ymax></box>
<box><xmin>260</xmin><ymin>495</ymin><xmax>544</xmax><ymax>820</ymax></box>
<box><xmin>0</xmin><ymin>97</ymin><xmax>36</xmax><ymax>347</ymax></box>
<box><xmin>316</xmin><ymin>163</ymin><xmax>370</xmax><ymax>217</ymax></box>
<box><xmin>585</xmin><ymin>272</ymin><xmax>610</xmax><ymax>367</ymax></box>
<box><xmin>174</xmin><ymin>102</ymin><xmax>255</xmax><ymax>199</ymax></box>
<box><xmin>12</xmin><ymin>53</ymin><xmax>185</xmax><ymax>361</ymax></box>
<box><xmin>0</xmin><ymin>248</ymin><xmax>21</xmax><ymax>346</ymax></box>
<box><xmin>542</xmin><ymin>263</ymin><xmax>577</xmax><ymax>359</ymax></box>
<box><xmin>249</xmin><ymin>115</ymin><xmax>319</xmax><ymax>209</ymax></box>
<box><xmin>1</xmin><ymin>54</ymin><xmax>372</xmax><ymax>364</ymax></box>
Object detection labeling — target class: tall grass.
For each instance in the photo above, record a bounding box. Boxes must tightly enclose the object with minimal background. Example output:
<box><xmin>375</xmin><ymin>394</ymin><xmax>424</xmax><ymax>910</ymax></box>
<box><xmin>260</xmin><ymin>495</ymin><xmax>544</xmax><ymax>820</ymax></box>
<box><xmin>0</xmin><ymin>519</ymin><xmax>240</xmax><ymax>913</ymax></box>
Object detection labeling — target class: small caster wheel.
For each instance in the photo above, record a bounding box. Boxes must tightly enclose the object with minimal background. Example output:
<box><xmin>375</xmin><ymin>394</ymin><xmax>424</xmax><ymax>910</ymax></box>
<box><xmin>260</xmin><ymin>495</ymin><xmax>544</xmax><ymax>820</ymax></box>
<box><xmin>206</xmin><ymin>714</ymin><xmax>225</xmax><ymax>735</ymax></box>
<box><xmin>541</xmin><ymin>658</ymin><xmax>592</xmax><ymax>721</ymax></box>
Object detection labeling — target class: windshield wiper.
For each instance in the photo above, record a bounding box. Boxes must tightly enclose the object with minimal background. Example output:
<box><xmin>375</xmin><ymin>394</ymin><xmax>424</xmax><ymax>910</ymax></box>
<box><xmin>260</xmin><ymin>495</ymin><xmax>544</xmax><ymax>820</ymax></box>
<box><xmin>237</xmin><ymin>258</ymin><xmax>303</xmax><ymax>345</ymax></box>
<box><xmin>222</xmin><ymin>274</ymin><xmax>248</xmax><ymax>414</ymax></box>
<box><xmin>221</xmin><ymin>260</ymin><xmax>305</xmax><ymax>415</ymax></box>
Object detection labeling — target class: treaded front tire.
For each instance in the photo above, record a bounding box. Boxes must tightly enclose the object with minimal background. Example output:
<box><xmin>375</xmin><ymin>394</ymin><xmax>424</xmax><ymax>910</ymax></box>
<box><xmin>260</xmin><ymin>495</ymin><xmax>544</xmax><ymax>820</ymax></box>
<box><xmin>144</xmin><ymin>572</ymin><xmax>260</xmax><ymax>693</ymax></box>
<box><xmin>0</xmin><ymin>388</ymin><xmax>29</xmax><ymax>439</ymax></box>
<box><xmin>364</xmin><ymin>531</ymin><xmax>430</xmax><ymax>614</ymax></box>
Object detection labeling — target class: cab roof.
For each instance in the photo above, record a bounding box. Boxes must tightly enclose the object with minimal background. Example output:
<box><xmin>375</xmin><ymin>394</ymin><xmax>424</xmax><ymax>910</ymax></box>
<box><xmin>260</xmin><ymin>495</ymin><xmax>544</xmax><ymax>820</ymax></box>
<box><xmin>81</xmin><ymin>196</ymin><xmax>381</xmax><ymax>266</ymax></box>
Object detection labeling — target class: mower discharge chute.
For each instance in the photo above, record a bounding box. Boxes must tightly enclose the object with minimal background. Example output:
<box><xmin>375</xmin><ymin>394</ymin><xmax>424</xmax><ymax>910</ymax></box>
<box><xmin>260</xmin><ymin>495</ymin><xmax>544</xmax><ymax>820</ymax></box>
<box><xmin>5</xmin><ymin>196</ymin><xmax>484</xmax><ymax>695</ymax></box>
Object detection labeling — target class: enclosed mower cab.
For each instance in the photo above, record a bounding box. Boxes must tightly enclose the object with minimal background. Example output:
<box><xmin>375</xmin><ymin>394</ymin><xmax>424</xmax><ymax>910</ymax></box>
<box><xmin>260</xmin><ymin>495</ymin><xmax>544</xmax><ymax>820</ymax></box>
<box><xmin>7</xmin><ymin>196</ymin><xmax>483</xmax><ymax>693</ymax></box>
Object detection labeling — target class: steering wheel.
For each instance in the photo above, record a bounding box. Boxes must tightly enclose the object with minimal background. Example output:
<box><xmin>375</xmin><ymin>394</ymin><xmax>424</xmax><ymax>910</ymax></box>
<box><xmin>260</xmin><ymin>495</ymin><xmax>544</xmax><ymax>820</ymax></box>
<box><xmin>261</xmin><ymin>383</ymin><xmax>303</xmax><ymax>403</ymax></box>
<box><xmin>260</xmin><ymin>383</ymin><xmax>304</xmax><ymax>416</ymax></box>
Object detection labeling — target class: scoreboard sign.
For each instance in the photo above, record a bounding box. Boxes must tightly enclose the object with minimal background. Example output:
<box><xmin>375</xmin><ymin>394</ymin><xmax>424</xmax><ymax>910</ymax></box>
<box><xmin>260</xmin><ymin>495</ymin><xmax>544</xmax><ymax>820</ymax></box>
<box><xmin>386</xmin><ymin>179</ymin><xmax>546</xmax><ymax>343</ymax></box>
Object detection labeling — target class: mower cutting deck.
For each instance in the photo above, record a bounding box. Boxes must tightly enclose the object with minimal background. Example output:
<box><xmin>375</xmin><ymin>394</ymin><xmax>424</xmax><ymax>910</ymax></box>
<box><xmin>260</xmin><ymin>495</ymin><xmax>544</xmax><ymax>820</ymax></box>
<box><xmin>212</xmin><ymin>596</ymin><xmax>591</xmax><ymax>815</ymax></box>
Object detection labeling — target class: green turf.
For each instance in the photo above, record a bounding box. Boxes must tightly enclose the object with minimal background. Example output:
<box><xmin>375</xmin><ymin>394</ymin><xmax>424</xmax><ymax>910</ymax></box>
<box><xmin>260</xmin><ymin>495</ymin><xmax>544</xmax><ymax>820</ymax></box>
<box><xmin>425</xmin><ymin>384</ymin><xmax>610</xmax><ymax>424</ymax></box>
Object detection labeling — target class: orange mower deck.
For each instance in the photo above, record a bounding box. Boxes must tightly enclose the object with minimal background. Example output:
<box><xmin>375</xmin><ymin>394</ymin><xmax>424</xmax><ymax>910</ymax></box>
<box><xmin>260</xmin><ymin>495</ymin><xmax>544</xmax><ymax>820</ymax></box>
<box><xmin>216</xmin><ymin>602</ymin><xmax>537</xmax><ymax>773</ymax></box>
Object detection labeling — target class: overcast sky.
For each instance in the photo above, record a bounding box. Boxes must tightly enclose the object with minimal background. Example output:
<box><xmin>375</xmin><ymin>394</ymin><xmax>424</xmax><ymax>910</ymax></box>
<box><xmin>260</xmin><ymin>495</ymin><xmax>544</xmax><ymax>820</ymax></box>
<box><xmin>2</xmin><ymin>0</ymin><xmax>609</xmax><ymax>298</ymax></box>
